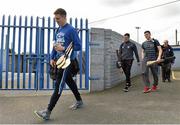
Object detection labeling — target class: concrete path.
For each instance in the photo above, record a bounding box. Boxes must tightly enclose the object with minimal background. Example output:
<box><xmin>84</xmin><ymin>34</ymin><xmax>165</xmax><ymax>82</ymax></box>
<box><xmin>0</xmin><ymin>71</ymin><xmax>180</xmax><ymax>124</ymax></box>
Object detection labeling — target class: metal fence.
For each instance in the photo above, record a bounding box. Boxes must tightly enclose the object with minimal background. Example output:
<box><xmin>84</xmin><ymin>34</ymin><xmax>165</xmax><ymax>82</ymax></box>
<box><xmin>0</xmin><ymin>15</ymin><xmax>89</xmax><ymax>90</ymax></box>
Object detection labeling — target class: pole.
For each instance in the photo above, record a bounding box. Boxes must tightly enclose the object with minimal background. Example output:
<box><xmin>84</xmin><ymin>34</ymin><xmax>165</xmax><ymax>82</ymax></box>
<box><xmin>135</xmin><ymin>26</ymin><xmax>141</xmax><ymax>43</ymax></box>
<box><xmin>175</xmin><ymin>29</ymin><xmax>178</xmax><ymax>45</ymax></box>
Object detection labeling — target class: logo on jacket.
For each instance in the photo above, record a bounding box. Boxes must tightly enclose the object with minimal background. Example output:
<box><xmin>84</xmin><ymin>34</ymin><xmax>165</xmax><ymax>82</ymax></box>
<box><xmin>56</xmin><ymin>32</ymin><xmax>65</xmax><ymax>45</ymax></box>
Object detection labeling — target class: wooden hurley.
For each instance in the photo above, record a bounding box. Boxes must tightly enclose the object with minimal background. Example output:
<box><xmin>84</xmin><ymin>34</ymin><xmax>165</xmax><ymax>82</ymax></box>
<box><xmin>146</xmin><ymin>56</ymin><xmax>175</xmax><ymax>66</ymax></box>
<box><xmin>56</xmin><ymin>42</ymin><xmax>73</xmax><ymax>69</ymax></box>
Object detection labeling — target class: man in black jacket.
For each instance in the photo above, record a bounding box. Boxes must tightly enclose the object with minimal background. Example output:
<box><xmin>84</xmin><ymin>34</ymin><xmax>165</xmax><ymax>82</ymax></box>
<box><xmin>118</xmin><ymin>33</ymin><xmax>140</xmax><ymax>92</ymax></box>
<box><xmin>161</xmin><ymin>40</ymin><xmax>174</xmax><ymax>82</ymax></box>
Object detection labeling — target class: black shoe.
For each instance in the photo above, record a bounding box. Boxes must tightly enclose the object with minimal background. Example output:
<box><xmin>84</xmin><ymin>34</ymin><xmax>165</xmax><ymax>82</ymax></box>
<box><xmin>128</xmin><ymin>84</ymin><xmax>132</xmax><ymax>87</ymax></box>
<box><xmin>126</xmin><ymin>83</ymin><xmax>131</xmax><ymax>87</ymax></box>
<box><xmin>168</xmin><ymin>79</ymin><xmax>171</xmax><ymax>82</ymax></box>
<box><xmin>123</xmin><ymin>86</ymin><xmax>129</xmax><ymax>92</ymax></box>
<box><xmin>162</xmin><ymin>80</ymin><xmax>165</xmax><ymax>82</ymax></box>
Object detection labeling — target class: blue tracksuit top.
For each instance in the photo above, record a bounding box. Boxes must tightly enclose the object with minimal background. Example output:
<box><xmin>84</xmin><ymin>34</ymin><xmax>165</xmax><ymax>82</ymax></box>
<box><xmin>50</xmin><ymin>23</ymin><xmax>81</xmax><ymax>60</ymax></box>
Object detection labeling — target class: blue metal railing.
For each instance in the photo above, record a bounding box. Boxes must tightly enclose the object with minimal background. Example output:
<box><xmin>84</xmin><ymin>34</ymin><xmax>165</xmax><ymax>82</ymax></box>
<box><xmin>0</xmin><ymin>15</ymin><xmax>89</xmax><ymax>91</ymax></box>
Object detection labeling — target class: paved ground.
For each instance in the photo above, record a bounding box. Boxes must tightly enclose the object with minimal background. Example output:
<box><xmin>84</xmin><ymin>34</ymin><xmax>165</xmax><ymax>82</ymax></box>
<box><xmin>0</xmin><ymin>71</ymin><xmax>180</xmax><ymax>124</ymax></box>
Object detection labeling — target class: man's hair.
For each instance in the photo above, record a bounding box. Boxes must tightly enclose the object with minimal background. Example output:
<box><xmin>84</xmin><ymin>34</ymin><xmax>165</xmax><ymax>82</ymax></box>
<box><xmin>124</xmin><ymin>33</ymin><xmax>130</xmax><ymax>38</ymax></box>
<box><xmin>164</xmin><ymin>40</ymin><xmax>169</xmax><ymax>43</ymax></box>
<box><xmin>144</xmin><ymin>30</ymin><xmax>151</xmax><ymax>34</ymax></box>
<box><xmin>54</xmin><ymin>8</ymin><xmax>67</xmax><ymax>16</ymax></box>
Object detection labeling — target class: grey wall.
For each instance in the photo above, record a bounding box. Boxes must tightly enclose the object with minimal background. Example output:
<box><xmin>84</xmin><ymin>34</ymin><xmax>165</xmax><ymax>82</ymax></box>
<box><xmin>89</xmin><ymin>28</ymin><xmax>142</xmax><ymax>92</ymax></box>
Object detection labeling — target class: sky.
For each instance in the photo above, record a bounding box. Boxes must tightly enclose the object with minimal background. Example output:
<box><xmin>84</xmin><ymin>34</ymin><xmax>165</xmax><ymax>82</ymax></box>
<box><xmin>0</xmin><ymin>0</ymin><xmax>180</xmax><ymax>45</ymax></box>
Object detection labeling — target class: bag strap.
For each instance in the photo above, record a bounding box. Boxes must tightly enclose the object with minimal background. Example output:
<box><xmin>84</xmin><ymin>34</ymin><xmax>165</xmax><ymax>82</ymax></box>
<box><xmin>152</xmin><ymin>39</ymin><xmax>158</xmax><ymax>53</ymax></box>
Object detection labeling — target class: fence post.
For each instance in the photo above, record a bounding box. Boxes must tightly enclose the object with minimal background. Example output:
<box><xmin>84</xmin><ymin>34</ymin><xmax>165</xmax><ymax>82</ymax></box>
<box><xmin>52</xmin><ymin>18</ymin><xmax>56</xmax><ymax>89</ymax></box>
<box><xmin>39</xmin><ymin>17</ymin><xmax>45</xmax><ymax>89</ymax></box>
<box><xmin>23</xmin><ymin>16</ymin><xmax>28</xmax><ymax>89</ymax></box>
<box><xmin>5</xmin><ymin>15</ymin><xmax>11</xmax><ymax>89</ymax></box>
<box><xmin>79</xmin><ymin>18</ymin><xmax>83</xmax><ymax>89</ymax></box>
<box><xmin>85</xmin><ymin>19</ymin><xmax>89</xmax><ymax>90</ymax></box>
<box><xmin>11</xmin><ymin>15</ymin><xmax>16</xmax><ymax>89</ymax></box>
<box><xmin>0</xmin><ymin>15</ymin><xmax>5</xmax><ymax>88</ymax></box>
<box><xmin>28</xmin><ymin>16</ymin><xmax>33</xmax><ymax>89</ymax></box>
<box><xmin>17</xmin><ymin>16</ymin><xmax>22</xmax><ymax>89</ymax></box>
<box><xmin>46</xmin><ymin>17</ymin><xmax>51</xmax><ymax>89</ymax></box>
<box><xmin>34</xmin><ymin>16</ymin><xmax>39</xmax><ymax>90</ymax></box>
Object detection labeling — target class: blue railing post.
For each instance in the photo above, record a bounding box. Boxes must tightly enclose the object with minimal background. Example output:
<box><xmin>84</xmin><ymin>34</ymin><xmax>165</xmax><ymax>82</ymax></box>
<box><xmin>35</xmin><ymin>16</ymin><xmax>39</xmax><ymax>90</ymax></box>
<box><xmin>28</xmin><ymin>16</ymin><xmax>33</xmax><ymax>89</ymax></box>
<box><xmin>11</xmin><ymin>15</ymin><xmax>16</xmax><ymax>89</ymax></box>
<box><xmin>39</xmin><ymin>17</ymin><xmax>45</xmax><ymax>89</ymax></box>
<box><xmin>53</xmin><ymin>18</ymin><xmax>56</xmax><ymax>41</ymax></box>
<box><xmin>74</xmin><ymin>18</ymin><xmax>79</xmax><ymax>89</ymax></box>
<box><xmin>75</xmin><ymin>18</ymin><xmax>78</xmax><ymax>31</ymax></box>
<box><xmin>52</xmin><ymin>18</ymin><xmax>56</xmax><ymax>89</ymax></box>
<box><xmin>85</xmin><ymin>19</ymin><xmax>89</xmax><ymax>90</ymax></box>
<box><xmin>47</xmin><ymin>17</ymin><xmax>51</xmax><ymax>89</ymax></box>
<box><xmin>5</xmin><ymin>15</ymin><xmax>11</xmax><ymax>89</ymax></box>
<box><xmin>23</xmin><ymin>16</ymin><xmax>28</xmax><ymax>89</ymax></box>
<box><xmin>0</xmin><ymin>15</ymin><xmax>5</xmax><ymax>88</ymax></box>
<box><xmin>69</xmin><ymin>18</ymin><xmax>72</xmax><ymax>25</ymax></box>
<box><xmin>79</xmin><ymin>18</ymin><xmax>83</xmax><ymax>89</ymax></box>
<box><xmin>17</xmin><ymin>16</ymin><xmax>22</xmax><ymax>89</ymax></box>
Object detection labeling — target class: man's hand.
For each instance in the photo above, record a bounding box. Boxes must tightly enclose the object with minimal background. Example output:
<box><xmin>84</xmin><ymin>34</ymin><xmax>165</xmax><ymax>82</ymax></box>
<box><xmin>50</xmin><ymin>60</ymin><xmax>56</xmax><ymax>67</ymax></box>
<box><xmin>54</xmin><ymin>43</ymin><xmax>65</xmax><ymax>52</ymax></box>
<box><xmin>156</xmin><ymin>57</ymin><xmax>161</xmax><ymax>63</ymax></box>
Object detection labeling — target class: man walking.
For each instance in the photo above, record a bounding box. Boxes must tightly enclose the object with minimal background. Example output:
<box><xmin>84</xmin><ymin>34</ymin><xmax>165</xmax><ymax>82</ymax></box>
<box><xmin>141</xmin><ymin>31</ymin><xmax>162</xmax><ymax>93</ymax></box>
<box><xmin>118</xmin><ymin>33</ymin><xmax>140</xmax><ymax>92</ymax></box>
<box><xmin>161</xmin><ymin>40</ymin><xmax>175</xmax><ymax>82</ymax></box>
<box><xmin>34</xmin><ymin>8</ymin><xmax>83</xmax><ymax>120</ymax></box>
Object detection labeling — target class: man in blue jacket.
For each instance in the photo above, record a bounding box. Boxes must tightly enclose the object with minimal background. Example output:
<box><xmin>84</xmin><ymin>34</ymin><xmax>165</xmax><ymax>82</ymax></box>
<box><xmin>34</xmin><ymin>8</ymin><xmax>83</xmax><ymax>120</ymax></box>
